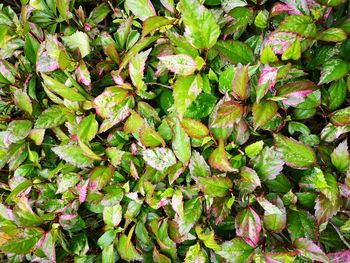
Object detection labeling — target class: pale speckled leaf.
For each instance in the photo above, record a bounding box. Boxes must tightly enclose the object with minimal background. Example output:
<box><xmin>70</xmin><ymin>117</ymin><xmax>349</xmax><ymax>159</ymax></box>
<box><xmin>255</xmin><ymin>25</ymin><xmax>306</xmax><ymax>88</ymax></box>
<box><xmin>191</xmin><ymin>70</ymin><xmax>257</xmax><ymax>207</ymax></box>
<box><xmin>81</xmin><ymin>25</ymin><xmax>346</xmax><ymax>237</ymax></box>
<box><xmin>129</xmin><ymin>48</ymin><xmax>151</xmax><ymax>91</ymax></box>
<box><xmin>159</xmin><ymin>54</ymin><xmax>196</xmax><ymax>76</ymax></box>
<box><xmin>184</xmin><ymin>243</ymin><xmax>207</xmax><ymax>263</ymax></box>
<box><xmin>103</xmin><ymin>204</ymin><xmax>122</xmax><ymax>227</ymax></box>
<box><xmin>142</xmin><ymin>147</ymin><xmax>177</xmax><ymax>171</ymax></box>
<box><xmin>52</xmin><ymin>145</ymin><xmax>94</xmax><ymax>168</ymax></box>
<box><xmin>189</xmin><ymin>151</ymin><xmax>211</xmax><ymax>178</ymax></box>
<box><xmin>173</xmin><ymin>74</ymin><xmax>203</xmax><ymax>118</ymax></box>
<box><xmin>125</xmin><ymin>0</ymin><xmax>156</xmax><ymax>21</ymax></box>
<box><xmin>217</xmin><ymin>238</ymin><xmax>254</xmax><ymax>263</ymax></box>
<box><xmin>179</xmin><ymin>0</ymin><xmax>220</xmax><ymax>49</ymax></box>
<box><xmin>62</xmin><ymin>31</ymin><xmax>91</xmax><ymax>58</ymax></box>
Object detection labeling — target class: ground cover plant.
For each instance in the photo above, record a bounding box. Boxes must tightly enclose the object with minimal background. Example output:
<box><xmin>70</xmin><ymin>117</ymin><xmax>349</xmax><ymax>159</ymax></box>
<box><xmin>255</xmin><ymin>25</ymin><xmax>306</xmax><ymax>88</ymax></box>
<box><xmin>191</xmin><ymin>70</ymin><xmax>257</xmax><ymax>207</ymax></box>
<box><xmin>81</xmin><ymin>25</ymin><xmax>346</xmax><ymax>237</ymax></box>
<box><xmin>0</xmin><ymin>0</ymin><xmax>350</xmax><ymax>262</ymax></box>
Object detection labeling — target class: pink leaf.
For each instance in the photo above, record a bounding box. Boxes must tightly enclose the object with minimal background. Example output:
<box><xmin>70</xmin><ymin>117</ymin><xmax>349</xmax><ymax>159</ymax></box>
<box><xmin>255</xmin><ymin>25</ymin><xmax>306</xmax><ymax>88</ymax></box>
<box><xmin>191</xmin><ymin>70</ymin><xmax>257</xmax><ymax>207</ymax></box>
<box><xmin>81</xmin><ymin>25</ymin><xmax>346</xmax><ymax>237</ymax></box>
<box><xmin>59</xmin><ymin>214</ymin><xmax>78</xmax><ymax>220</ymax></box>
<box><xmin>294</xmin><ymin>238</ymin><xmax>330</xmax><ymax>262</ymax></box>
<box><xmin>266</xmin><ymin>32</ymin><xmax>297</xmax><ymax>55</ymax></box>
<box><xmin>77</xmin><ymin>180</ymin><xmax>89</xmax><ymax>203</ymax></box>
<box><xmin>235</xmin><ymin>207</ymin><xmax>262</xmax><ymax>247</ymax></box>
<box><xmin>75</xmin><ymin>60</ymin><xmax>91</xmax><ymax>87</ymax></box>
<box><xmin>258</xmin><ymin>65</ymin><xmax>278</xmax><ymax>91</ymax></box>
<box><xmin>328</xmin><ymin>250</ymin><xmax>350</xmax><ymax>263</ymax></box>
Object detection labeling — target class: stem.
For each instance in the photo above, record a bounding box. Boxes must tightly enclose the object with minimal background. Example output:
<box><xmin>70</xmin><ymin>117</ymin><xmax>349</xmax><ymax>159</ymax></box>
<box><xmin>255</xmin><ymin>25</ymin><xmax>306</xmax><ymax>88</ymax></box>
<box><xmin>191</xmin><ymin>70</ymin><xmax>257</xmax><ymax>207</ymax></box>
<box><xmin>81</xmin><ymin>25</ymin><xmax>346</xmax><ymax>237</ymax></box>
<box><xmin>330</xmin><ymin>222</ymin><xmax>350</xmax><ymax>249</ymax></box>
<box><xmin>63</xmin><ymin>70</ymin><xmax>94</xmax><ymax>100</ymax></box>
<box><xmin>145</xmin><ymin>82</ymin><xmax>172</xmax><ymax>89</ymax></box>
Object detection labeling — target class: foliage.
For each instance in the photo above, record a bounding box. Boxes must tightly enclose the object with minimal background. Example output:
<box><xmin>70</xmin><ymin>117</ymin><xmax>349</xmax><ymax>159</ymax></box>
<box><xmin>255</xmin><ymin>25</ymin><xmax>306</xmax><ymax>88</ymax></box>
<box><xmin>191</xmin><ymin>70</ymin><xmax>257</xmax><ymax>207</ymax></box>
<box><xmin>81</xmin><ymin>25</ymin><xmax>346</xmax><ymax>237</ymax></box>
<box><xmin>0</xmin><ymin>0</ymin><xmax>350</xmax><ymax>262</ymax></box>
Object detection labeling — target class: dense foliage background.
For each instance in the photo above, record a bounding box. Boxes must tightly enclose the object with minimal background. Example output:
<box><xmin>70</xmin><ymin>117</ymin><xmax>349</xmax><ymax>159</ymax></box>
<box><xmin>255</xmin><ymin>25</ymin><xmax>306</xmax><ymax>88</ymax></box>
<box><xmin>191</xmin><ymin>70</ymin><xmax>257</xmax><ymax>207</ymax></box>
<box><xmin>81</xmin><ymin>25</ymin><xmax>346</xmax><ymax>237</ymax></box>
<box><xmin>1</xmin><ymin>0</ymin><xmax>350</xmax><ymax>262</ymax></box>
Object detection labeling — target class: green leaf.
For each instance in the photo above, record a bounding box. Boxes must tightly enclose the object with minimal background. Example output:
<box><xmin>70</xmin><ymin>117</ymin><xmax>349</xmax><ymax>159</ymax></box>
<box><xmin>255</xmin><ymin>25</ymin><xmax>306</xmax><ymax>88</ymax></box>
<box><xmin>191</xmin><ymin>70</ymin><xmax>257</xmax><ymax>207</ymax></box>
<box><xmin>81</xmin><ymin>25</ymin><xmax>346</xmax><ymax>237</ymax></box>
<box><xmin>24</xmin><ymin>34</ymin><xmax>40</xmax><ymax>65</ymax></box>
<box><xmin>103</xmin><ymin>204</ymin><xmax>122</xmax><ymax>227</ymax></box>
<box><xmin>263</xmin><ymin>252</ymin><xmax>297</xmax><ymax>262</ymax></box>
<box><xmin>278</xmin><ymin>15</ymin><xmax>317</xmax><ymax>38</ymax></box>
<box><xmin>173</xmin><ymin>74</ymin><xmax>203</xmax><ymax>118</ymax></box>
<box><xmin>316</xmin><ymin>0</ymin><xmax>346</xmax><ymax>6</ymax></box>
<box><xmin>232</xmin><ymin>65</ymin><xmax>249</xmax><ymax>100</ymax></box>
<box><xmin>35</xmin><ymin>106</ymin><xmax>67</xmax><ymax>129</ymax></box>
<box><xmin>315</xmin><ymin>195</ymin><xmax>341</xmax><ymax>225</ymax></box>
<box><xmin>245</xmin><ymin>140</ymin><xmax>264</xmax><ymax>158</ymax></box>
<box><xmin>184</xmin><ymin>93</ymin><xmax>217</xmax><ymax>119</ymax></box>
<box><xmin>56</xmin><ymin>172</ymin><xmax>80</xmax><ymax>194</ymax></box>
<box><xmin>102</xmin><ymin>244</ymin><xmax>114</xmax><ymax>263</ymax></box>
<box><xmin>142</xmin><ymin>16</ymin><xmax>175</xmax><ymax>37</ymax></box>
<box><xmin>13</xmin><ymin>196</ymin><xmax>44</xmax><ymax>227</ymax></box>
<box><xmin>106</xmin><ymin>147</ymin><xmax>125</xmax><ymax>167</ymax></box>
<box><xmin>237</xmin><ymin>166</ymin><xmax>261</xmax><ymax>194</ymax></box>
<box><xmin>287</xmin><ymin>210</ymin><xmax>316</xmax><ymax>241</ymax></box>
<box><xmin>89</xmin><ymin>3</ymin><xmax>111</xmax><ymax>24</ymax></box>
<box><xmin>281</xmin><ymin>39</ymin><xmax>301</xmax><ymax>60</ymax></box>
<box><xmin>318</xmin><ymin>28</ymin><xmax>348</xmax><ymax>42</ymax></box>
<box><xmin>181</xmin><ymin>118</ymin><xmax>209</xmax><ymax>139</ymax></box>
<box><xmin>177</xmin><ymin>197</ymin><xmax>202</xmax><ymax>236</ymax></box>
<box><xmin>331</xmin><ymin>140</ymin><xmax>350</xmax><ymax>172</ymax></box>
<box><xmin>125</xmin><ymin>0</ymin><xmax>156</xmax><ymax>21</ymax></box>
<box><xmin>90</xmin><ymin>166</ymin><xmax>114</xmax><ymax>191</ymax></box>
<box><xmin>260</xmin><ymin>44</ymin><xmax>278</xmax><ymax>64</ymax></box>
<box><xmin>52</xmin><ymin>145</ymin><xmax>94</xmax><ymax>168</ymax></box>
<box><xmin>189</xmin><ymin>150</ymin><xmax>211</xmax><ymax>177</ymax></box>
<box><xmin>209</xmin><ymin>140</ymin><xmax>236</xmax><ymax>172</ymax></box>
<box><xmin>62</xmin><ymin>31</ymin><xmax>91</xmax><ymax>58</ymax></box>
<box><xmin>172</xmin><ymin>118</ymin><xmax>191</xmax><ymax>164</ymax></box>
<box><xmin>153</xmin><ymin>248</ymin><xmax>172</xmax><ymax>263</ymax></box>
<box><xmin>57</xmin><ymin>0</ymin><xmax>70</xmax><ymax>20</ymax></box>
<box><xmin>251</xmin><ymin>147</ymin><xmax>284</xmax><ymax>181</ymax></box>
<box><xmin>331</xmin><ymin>106</ymin><xmax>350</xmax><ymax>126</ymax></box>
<box><xmin>196</xmin><ymin>176</ymin><xmax>233</xmax><ymax>197</ymax></box>
<box><xmin>5</xmin><ymin>180</ymin><xmax>32</xmax><ymax>204</ymax></box>
<box><xmin>140</xmin><ymin>125</ymin><xmax>165</xmax><ymax>147</ymax></box>
<box><xmin>274</xmin><ymin>133</ymin><xmax>316</xmax><ymax>169</ymax></box>
<box><xmin>195</xmin><ymin>226</ymin><xmax>221</xmax><ymax>251</ymax></box>
<box><xmin>6</xmin><ymin>120</ymin><xmax>32</xmax><ymax>145</ymax></box>
<box><xmin>254</xmin><ymin>9</ymin><xmax>269</xmax><ymax>29</ymax></box>
<box><xmin>179</xmin><ymin>0</ymin><xmax>220</xmax><ymax>49</ymax></box>
<box><xmin>225</xmin><ymin>7</ymin><xmax>253</xmax><ymax>35</ymax></box>
<box><xmin>117</xmin><ymin>234</ymin><xmax>143</xmax><ymax>261</ymax></box>
<box><xmin>217</xmin><ymin>238</ymin><xmax>254</xmax><ymax>263</ymax></box>
<box><xmin>257</xmin><ymin>197</ymin><xmax>286</xmax><ymax>233</ymax></box>
<box><xmin>77</xmin><ymin>114</ymin><xmax>98</xmax><ymax>143</ymax></box>
<box><xmin>311</xmin><ymin>167</ymin><xmax>339</xmax><ymax>204</ymax></box>
<box><xmin>12</xmin><ymin>88</ymin><xmax>32</xmax><ymax>115</ymax></box>
<box><xmin>150</xmin><ymin>220</ymin><xmax>177</xmax><ymax>259</ymax></box>
<box><xmin>0</xmin><ymin>227</ymin><xmax>43</xmax><ymax>254</ymax></box>
<box><xmin>214</xmin><ymin>40</ymin><xmax>254</xmax><ymax>64</ymax></box>
<box><xmin>209</xmin><ymin>98</ymin><xmax>243</xmax><ymax>129</ymax></box>
<box><xmin>328</xmin><ymin>79</ymin><xmax>346</xmax><ymax>110</ymax></box>
<box><xmin>252</xmin><ymin>100</ymin><xmax>278</xmax><ymax>130</ymax></box>
<box><xmin>41</xmin><ymin>74</ymin><xmax>86</xmax><ymax>101</ymax></box>
<box><xmin>319</xmin><ymin>59</ymin><xmax>349</xmax><ymax>85</ymax></box>
<box><xmin>119</xmin><ymin>36</ymin><xmax>159</xmax><ymax>72</ymax></box>
<box><xmin>219</xmin><ymin>66</ymin><xmax>235</xmax><ymax>93</ymax></box>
